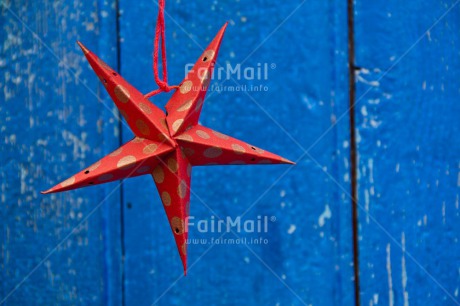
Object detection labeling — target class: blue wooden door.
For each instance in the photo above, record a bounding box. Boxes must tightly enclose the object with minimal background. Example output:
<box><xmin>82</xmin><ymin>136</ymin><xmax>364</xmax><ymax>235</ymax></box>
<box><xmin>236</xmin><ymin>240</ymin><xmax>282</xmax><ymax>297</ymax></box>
<box><xmin>1</xmin><ymin>1</ymin><xmax>123</xmax><ymax>305</ymax></box>
<box><xmin>118</xmin><ymin>1</ymin><xmax>353</xmax><ymax>305</ymax></box>
<box><xmin>1</xmin><ymin>0</ymin><xmax>459</xmax><ymax>305</ymax></box>
<box><xmin>354</xmin><ymin>1</ymin><xmax>460</xmax><ymax>305</ymax></box>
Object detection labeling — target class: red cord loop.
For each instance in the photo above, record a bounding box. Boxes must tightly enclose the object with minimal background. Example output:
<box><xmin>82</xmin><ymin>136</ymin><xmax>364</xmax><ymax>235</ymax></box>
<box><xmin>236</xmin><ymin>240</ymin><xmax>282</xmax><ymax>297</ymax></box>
<box><xmin>145</xmin><ymin>0</ymin><xmax>177</xmax><ymax>98</ymax></box>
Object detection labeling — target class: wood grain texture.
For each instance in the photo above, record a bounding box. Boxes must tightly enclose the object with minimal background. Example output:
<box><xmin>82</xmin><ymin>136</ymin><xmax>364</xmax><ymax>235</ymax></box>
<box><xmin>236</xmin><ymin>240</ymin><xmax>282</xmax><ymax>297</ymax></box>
<box><xmin>0</xmin><ymin>0</ymin><xmax>122</xmax><ymax>304</ymax></box>
<box><xmin>118</xmin><ymin>0</ymin><xmax>354</xmax><ymax>305</ymax></box>
<box><xmin>11</xmin><ymin>0</ymin><xmax>460</xmax><ymax>304</ymax></box>
<box><xmin>354</xmin><ymin>1</ymin><xmax>460</xmax><ymax>305</ymax></box>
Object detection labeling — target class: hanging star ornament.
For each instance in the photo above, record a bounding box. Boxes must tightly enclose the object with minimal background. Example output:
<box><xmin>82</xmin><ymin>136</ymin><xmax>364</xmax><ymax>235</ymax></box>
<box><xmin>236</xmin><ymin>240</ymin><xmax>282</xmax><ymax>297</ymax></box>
<box><xmin>42</xmin><ymin>23</ymin><xmax>293</xmax><ymax>274</ymax></box>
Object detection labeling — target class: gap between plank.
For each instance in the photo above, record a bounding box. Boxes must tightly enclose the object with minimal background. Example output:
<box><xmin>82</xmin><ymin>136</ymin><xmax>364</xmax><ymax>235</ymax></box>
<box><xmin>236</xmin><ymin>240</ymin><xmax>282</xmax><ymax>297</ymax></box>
<box><xmin>114</xmin><ymin>0</ymin><xmax>127</xmax><ymax>305</ymax></box>
<box><xmin>347</xmin><ymin>0</ymin><xmax>361</xmax><ymax>305</ymax></box>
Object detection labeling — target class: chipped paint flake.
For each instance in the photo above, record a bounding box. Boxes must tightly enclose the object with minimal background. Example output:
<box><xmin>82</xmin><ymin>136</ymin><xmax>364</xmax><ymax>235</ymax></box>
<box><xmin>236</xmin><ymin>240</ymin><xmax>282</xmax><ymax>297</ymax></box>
<box><xmin>386</xmin><ymin>244</ymin><xmax>394</xmax><ymax>306</ymax></box>
<box><xmin>401</xmin><ymin>233</ymin><xmax>409</xmax><ymax>306</ymax></box>
<box><xmin>318</xmin><ymin>205</ymin><xmax>331</xmax><ymax>227</ymax></box>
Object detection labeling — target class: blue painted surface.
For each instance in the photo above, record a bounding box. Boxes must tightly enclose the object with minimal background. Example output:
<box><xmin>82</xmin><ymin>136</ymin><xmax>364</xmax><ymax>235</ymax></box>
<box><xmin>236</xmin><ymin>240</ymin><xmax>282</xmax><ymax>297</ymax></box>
<box><xmin>0</xmin><ymin>1</ymin><xmax>122</xmax><ymax>305</ymax></box>
<box><xmin>1</xmin><ymin>0</ymin><xmax>459</xmax><ymax>305</ymax></box>
<box><xmin>354</xmin><ymin>1</ymin><xmax>460</xmax><ymax>305</ymax></box>
<box><xmin>118</xmin><ymin>1</ymin><xmax>353</xmax><ymax>305</ymax></box>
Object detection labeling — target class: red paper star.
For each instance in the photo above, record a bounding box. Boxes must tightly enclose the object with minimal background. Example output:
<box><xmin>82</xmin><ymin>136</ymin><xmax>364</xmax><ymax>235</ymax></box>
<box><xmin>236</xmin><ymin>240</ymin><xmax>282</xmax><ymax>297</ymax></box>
<box><xmin>42</xmin><ymin>23</ymin><xmax>293</xmax><ymax>274</ymax></box>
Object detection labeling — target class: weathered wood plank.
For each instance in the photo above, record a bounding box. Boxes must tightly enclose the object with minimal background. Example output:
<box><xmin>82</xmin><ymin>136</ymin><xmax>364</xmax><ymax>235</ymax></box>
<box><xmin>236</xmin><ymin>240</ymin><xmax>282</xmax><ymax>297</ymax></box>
<box><xmin>119</xmin><ymin>0</ymin><xmax>355</xmax><ymax>305</ymax></box>
<box><xmin>354</xmin><ymin>1</ymin><xmax>460</xmax><ymax>305</ymax></box>
<box><xmin>0</xmin><ymin>1</ymin><xmax>122</xmax><ymax>304</ymax></box>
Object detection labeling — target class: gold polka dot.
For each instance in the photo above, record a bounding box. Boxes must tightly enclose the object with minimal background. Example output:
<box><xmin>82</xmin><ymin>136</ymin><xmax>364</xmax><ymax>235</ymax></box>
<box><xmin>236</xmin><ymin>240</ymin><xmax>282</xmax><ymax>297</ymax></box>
<box><xmin>177</xmin><ymin>134</ymin><xmax>193</xmax><ymax>142</ymax></box>
<box><xmin>252</xmin><ymin>146</ymin><xmax>265</xmax><ymax>154</ymax></box>
<box><xmin>231</xmin><ymin>144</ymin><xmax>246</xmax><ymax>155</ymax></box>
<box><xmin>178</xmin><ymin>180</ymin><xmax>187</xmax><ymax>199</ymax></box>
<box><xmin>202</xmin><ymin>50</ymin><xmax>215</xmax><ymax>62</ymax></box>
<box><xmin>139</xmin><ymin>102</ymin><xmax>152</xmax><ymax>114</ymax></box>
<box><xmin>157</xmin><ymin>133</ymin><xmax>169</xmax><ymax>143</ymax></box>
<box><xmin>172</xmin><ymin>119</ymin><xmax>184</xmax><ymax>132</ymax></box>
<box><xmin>117</xmin><ymin>155</ymin><xmax>137</xmax><ymax>169</ymax></box>
<box><xmin>152</xmin><ymin>166</ymin><xmax>164</xmax><ymax>183</ymax></box>
<box><xmin>177</xmin><ymin>100</ymin><xmax>193</xmax><ymax>112</ymax></box>
<box><xmin>98</xmin><ymin>173</ymin><xmax>114</xmax><ymax>181</ymax></box>
<box><xmin>136</xmin><ymin>119</ymin><xmax>150</xmax><ymax>136</ymax></box>
<box><xmin>136</xmin><ymin>165</ymin><xmax>151</xmax><ymax>173</ymax></box>
<box><xmin>157</xmin><ymin>133</ymin><xmax>166</xmax><ymax>142</ymax></box>
<box><xmin>160</xmin><ymin>118</ymin><xmax>168</xmax><ymax>130</ymax></box>
<box><xmin>195</xmin><ymin>98</ymin><xmax>204</xmax><ymax>112</ymax></box>
<box><xmin>180</xmin><ymin>81</ymin><xmax>193</xmax><ymax>94</ymax></box>
<box><xmin>61</xmin><ymin>176</ymin><xmax>75</xmax><ymax>187</ymax></box>
<box><xmin>182</xmin><ymin>242</ymin><xmax>187</xmax><ymax>255</ymax></box>
<box><xmin>88</xmin><ymin>161</ymin><xmax>101</xmax><ymax>171</ymax></box>
<box><xmin>110</xmin><ymin>148</ymin><xmax>123</xmax><ymax>157</ymax></box>
<box><xmin>143</xmin><ymin>144</ymin><xmax>158</xmax><ymax>154</ymax></box>
<box><xmin>258</xmin><ymin>159</ymin><xmax>272</xmax><ymax>164</ymax></box>
<box><xmin>186</xmin><ymin>164</ymin><xmax>192</xmax><ymax>177</ymax></box>
<box><xmin>119</xmin><ymin>110</ymin><xmax>129</xmax><ymax>121</ymax></box>
<box><xmin>196</xmin><ymin>129</ymin><xmax>210</xmax><ymax>139</ymax></box>
<box><xmin>97</xmin><ymin>58</ymin><xmax>111</xmax><ymax>70</ymax></box>
<box><xmin>161</xmin><ymin>191</ymin><xmax>171</xmax><ymax>206</ymax></box>
<box><xmin>167</xmin><ymin>158</ymin><xmax>178</xmax><ymax>173</ymax></box>
<box><xmin>114</xmin><ymin>85</ymin><xmax>130</xmax><ymax>103</ymax></box>
<box><xmin>171</xmin><ymin>217</ymin><xmax>185</xmax><ymax>235</ymax></box>
<box><xmin>212</xmin><ymin>130</ymin><xmax>229</xmax><ymax>139</ymax></box>
<box><xmin>132</xmin><ymin>137</ymin><xmax>144</xmax><ymax>143</ymax></box>
<box><xmin>204</xmin><ymin>147</ymin><xmax>223</xmax><ymax>158</ymax></box>
<box><xmin>182</xmin><ymin>147</ymin><xmax>195</xmax><ymax>157</ymax></box>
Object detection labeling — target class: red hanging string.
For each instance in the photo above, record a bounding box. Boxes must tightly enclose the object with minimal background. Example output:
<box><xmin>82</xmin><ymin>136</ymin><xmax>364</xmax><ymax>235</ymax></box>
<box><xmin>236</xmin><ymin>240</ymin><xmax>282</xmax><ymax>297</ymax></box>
<box><xmin>145</xmin><ymin>0</ymin><xmax>178</xmax><ymax>98</ymax></box>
